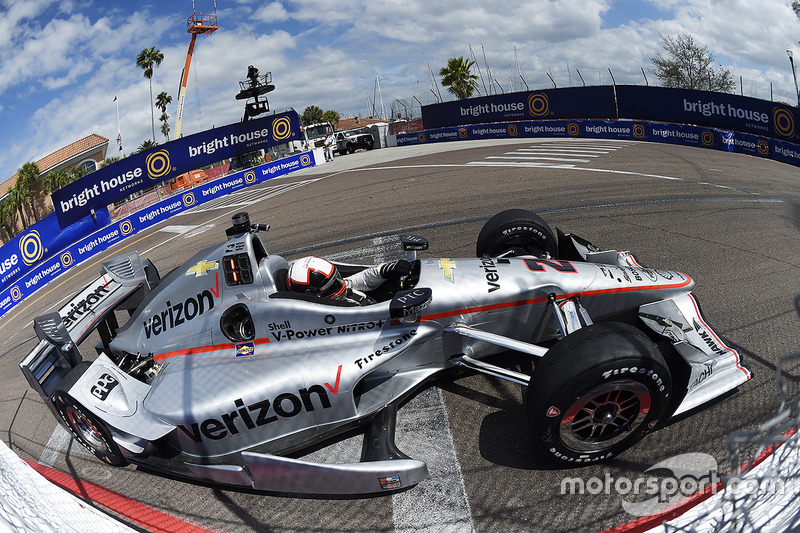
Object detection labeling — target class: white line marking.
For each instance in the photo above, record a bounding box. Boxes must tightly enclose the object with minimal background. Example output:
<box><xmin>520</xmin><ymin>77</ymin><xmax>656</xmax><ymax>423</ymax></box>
<box><xmin>467</xmin><ymin>161</ymin><xmax>577</xmax><ymax>168</ymax></box>
<box><xmin>489</xmin><ymin>155</ymin><xmax>591</xmax><ymax>163</ymax></box>
<box><xmin>516</xmin><ymin>148</ymin><xmax>610</xmax><ymax>154</ymax></box>
<box><xmin>393</xmin><ymin>387</ymin><xmax>474</xmax><ymax>532</ymax></box>
<box><xmin>40</xmin><ymin>425</ymin><xmax>90</xmax><ymax>467</ymax></box>
<box><xmin>158</xmin><ymin>225</ymin><xmax>198</xmax><ymax>234</ymax></box>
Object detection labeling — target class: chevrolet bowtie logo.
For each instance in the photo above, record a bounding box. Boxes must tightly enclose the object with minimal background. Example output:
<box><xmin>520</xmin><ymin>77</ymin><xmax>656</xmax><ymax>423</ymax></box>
<box><xmin>439</xmin><ymin>258</ymin><xmax>456</xmax><ymax>283</ymax></box>
<box><xmin>186</xmin><ymin>260</ymin><xmax>219</xmax><ymax>277</ymax></box>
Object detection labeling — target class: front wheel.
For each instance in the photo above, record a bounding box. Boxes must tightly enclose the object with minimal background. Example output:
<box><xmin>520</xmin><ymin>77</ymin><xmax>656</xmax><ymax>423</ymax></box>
<box><xmin>528</xmin><ymin>322</ymin><xmax>672</xmax><ymax>463</ymax></box>
<box><xmin>53</xmin><ymin>390</ymin><xmax>127</xmax><ymax>466</ymax></box>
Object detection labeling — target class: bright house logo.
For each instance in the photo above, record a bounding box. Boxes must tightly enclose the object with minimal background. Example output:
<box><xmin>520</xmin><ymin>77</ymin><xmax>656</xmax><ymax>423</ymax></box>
<box><xmin>272</xmin><ymin>116</ymin><xmax>292</xmax><ymax>140</ymax></box>
<box><xmin>19</xmin><ymin>230</ymin><xmax>43</xmax><ymax>266</ymax></box>
<box><xmin>146</xmin><ymin>149</ymin><xmax>172</xmax><ymax>180</ymax></box>
<box><xmin>528</xmin><ymin>93</ymin><xmax>550</xmax><ymax>117</ymax></box>
<box><xmin>119</xmin><ymin>220</ymin><xmax>134</xmax><ymax>236</ymax></box>
<box><xmin>773</xmin><ymin>107</ymin><xmax>795</xmax><ymax>138</ymax></box>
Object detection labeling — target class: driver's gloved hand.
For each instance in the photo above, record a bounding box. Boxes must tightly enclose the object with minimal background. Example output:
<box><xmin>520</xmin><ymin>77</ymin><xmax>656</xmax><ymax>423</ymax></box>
<box><xmin>379</xmin><ymin>259</ymin><xmax>411</xmax><ymax>279</ymax></box>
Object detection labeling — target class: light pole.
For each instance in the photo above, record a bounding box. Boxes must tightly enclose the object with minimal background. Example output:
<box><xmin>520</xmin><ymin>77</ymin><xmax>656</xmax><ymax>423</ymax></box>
<box><xmin>788</xmin><ymin>46</ymin><xmax>800</xmax><ymax>106</ymax></box>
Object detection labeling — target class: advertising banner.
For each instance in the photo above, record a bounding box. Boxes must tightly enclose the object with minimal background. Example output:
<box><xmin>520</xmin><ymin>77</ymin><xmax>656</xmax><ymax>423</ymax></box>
<box><xmin>51</xmin><ymin>110</ymin><xmax>301</xmax><ymax>228</ymax></box>
<box><xmin>422</xmin><ymin>86</ymin><xmax>618</xmax><ymax>129</ymax></box>
<box><xmin>0</xmin><ymin>150</ymin><xmax>316</xmax><ymax>320</ymax></box>
<box><xmin>0</xmin><ymin>209</ymin><xmax>110</xmax><ymax>288</ymax></box>
<box><xmin>616</xmin><ymin>85</ymin><xmax>800</xmax><ymax>144</ymax></box>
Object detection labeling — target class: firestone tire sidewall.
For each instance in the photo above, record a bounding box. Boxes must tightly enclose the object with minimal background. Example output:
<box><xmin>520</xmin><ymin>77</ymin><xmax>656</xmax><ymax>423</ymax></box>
<box><xmin>476</xmin><ymin>209</ymin><xmax>558</xmax><ymax>258</ymax></box>
<box><xmin>53</xmin><ymin>391</ymin><xmax>127</xmax><ymax>466</ymax></box>
<box><xmin>528</xmin><ymin>324</ymin><xmax>672</xmax><ymax>464</ymax></box>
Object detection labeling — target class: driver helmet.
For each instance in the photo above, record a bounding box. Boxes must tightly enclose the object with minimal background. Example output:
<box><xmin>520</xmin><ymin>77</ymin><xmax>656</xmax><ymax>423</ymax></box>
<box><xmin>287</xmin><ymin>256</ymin><xmax>346</xmax><ymax>299</ymax></box>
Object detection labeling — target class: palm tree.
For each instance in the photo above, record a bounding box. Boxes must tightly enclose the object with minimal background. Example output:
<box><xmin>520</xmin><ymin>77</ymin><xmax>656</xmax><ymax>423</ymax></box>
<box><xmin>439</xmin><ymin>56</ymin><xmax>479</xmax><ymax>100</ymax></box>
<box><xmin>160</xmin><ymin>114</ymin><xmax>171</xmax><ymax>141</ymax></box>
<box><xmin>0</xmin><ymin>199</ymin><xmax>14</xmax><ymax>242</ymax></box>
<box><xmin>136</xmin><ymin>47</ymin><xmax>165</xmax><ymax>142</ymax></box>
<box><xmin>104</xmin><ymin>156</ymin><xmax>123</xmax><ymax>167</ymax></box>
<box><xmin>16</xmin><ymin>162</ymin><xmax>41</xmax><ymax>223</ymax></box>
<box><xmin>137</xmin><ymin>139</ymin><xmax>158</xmax><ymax>153</ymax></box>
<box><xmin>155</xmin><ymin>91</ymin><xmax>172</xmax><ymax>141</ymax></box>
<box><xmin>7</xmin><ymin>185</ymin><xmax>27</xmax><ymax>228</ymax></box>
<box><xmin>43</xmin><ymin>169</ymin><xmax>69</xmax><ymax>194</ymax></box>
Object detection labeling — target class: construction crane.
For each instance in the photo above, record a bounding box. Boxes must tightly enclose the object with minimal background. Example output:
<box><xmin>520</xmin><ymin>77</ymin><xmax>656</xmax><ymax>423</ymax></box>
<box><xmin>174</xmin><ymin>1</ymin><xmax>218</xmax><ymax>139</ymax></box>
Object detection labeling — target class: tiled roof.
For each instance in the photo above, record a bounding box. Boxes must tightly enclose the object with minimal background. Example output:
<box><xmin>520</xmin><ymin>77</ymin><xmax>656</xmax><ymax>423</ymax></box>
<box><xmin>1</xmin><ymin>134</ymin><xmax>108</xmax><ymax>197</ymax></box>
<box><xmin>36</xmin><ymin>133</ymin><xmax>109</xmax><ymax>174</ymax></box>
<box><xmin>335</xmin><ymin>116</ymin><xmax>387</xmax><ymax>132</ymax></box>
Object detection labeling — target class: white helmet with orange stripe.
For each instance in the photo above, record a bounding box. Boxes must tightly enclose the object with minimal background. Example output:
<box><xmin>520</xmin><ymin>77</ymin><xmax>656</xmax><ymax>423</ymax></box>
<box><xmin>286</xmin><ymin>256</ymin><xmax>346</xmax><ymax>299</ymax></box>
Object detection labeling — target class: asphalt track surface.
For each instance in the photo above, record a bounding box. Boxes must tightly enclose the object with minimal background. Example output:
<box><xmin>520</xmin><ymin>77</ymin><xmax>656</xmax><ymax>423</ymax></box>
<box><xmin>1</xmin><ymin>138</ymin><xmax>799</xmax><ymax>532</ymax></box>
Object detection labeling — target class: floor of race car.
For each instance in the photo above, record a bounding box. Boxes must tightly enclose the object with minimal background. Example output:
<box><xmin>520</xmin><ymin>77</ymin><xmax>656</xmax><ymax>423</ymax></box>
<box><xmin>2</xmin><ymin>138</ymin><xmax>799</xmax><ymax>532</ymax></box>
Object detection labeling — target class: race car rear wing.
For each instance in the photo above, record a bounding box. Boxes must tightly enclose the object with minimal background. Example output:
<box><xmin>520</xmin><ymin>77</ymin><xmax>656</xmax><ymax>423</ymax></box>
<box><xmin>19</xmin><ymin>252</ymin><xmax>158</xmax><ymax>419</ymax></box>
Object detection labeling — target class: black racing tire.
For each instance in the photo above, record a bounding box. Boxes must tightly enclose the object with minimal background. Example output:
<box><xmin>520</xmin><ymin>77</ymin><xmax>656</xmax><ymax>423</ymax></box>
<box><xmin>528</xmin><ymin>322</ymin><xmax>672</xmax><ymax>464</ymax></box>
<box><xmin>475</xmin><ymin>209</ymin><xmax>558</xmax><ymax>258</ymax></box>
<box><xmin>347</xmin><ymin>143</ymin><xmax>355</xmax><ymax>154</ymax></box>
<box><xmin>53</xmin><ymin>375</ymin><xmax>127</xmax><ymax>467</ymax></box>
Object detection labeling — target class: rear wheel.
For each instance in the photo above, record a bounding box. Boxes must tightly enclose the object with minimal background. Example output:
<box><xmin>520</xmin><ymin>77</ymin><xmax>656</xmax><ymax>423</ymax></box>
<box><xmin>53</xmin><ymin>367</ymin><xmax>127</xmax><ymax>466</ymax></box>
<box><xmin>476</xmin><ymin>209</ymin><xmax>557</xmax><ymax>258</ymax></box>
<box><xmin>528</xmin><ymin>322</ymin><xmax>672</xmax><ymax>463</ymax></box>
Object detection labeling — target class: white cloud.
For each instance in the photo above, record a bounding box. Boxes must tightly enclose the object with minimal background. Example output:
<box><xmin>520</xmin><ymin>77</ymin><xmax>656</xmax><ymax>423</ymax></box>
<box><xmin>3</xmin><ymin>0</ymin><xmax>800</xmax><ymax>182</ymax></box>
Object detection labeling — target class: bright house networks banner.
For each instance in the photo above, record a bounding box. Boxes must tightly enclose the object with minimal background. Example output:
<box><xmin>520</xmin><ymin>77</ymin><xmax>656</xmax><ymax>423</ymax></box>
<box><xmin>0</xmin><ymin>150</ymin><xmax>316</xmax><ymax>319</ymax></box>
<box><xmin>52</xmin><ymin>110</ymin><xmax>300</xmax><ymax>228</ymax></box>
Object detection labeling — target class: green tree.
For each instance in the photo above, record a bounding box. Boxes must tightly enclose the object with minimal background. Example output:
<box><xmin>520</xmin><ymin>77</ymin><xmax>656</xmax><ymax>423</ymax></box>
<box><xmin>16</xmin><ymin>162</ymin><xmax>40</xmax><ymax>223</ymax></box>
<box><xmin>160</xmin><ymin>113</ymin><xmax>171</xmax><ymax>141</ymax></box>
<box><xmin>650</xmin><ymin>33</ymin><xmax>734</xmax><ymax>92</ymax></box>
<box><xmin>137</xmin><ymin>139</ymin><xmax>158</xmax><ymax>153</ymax></box>
<box><xmin>322</xmin><ymin>110</ymin><xmax>340</xmax><ymax>125</ymax></box>
<box><xmin>301</xmin><ymin>105</ymin><xmax>325</xmax><ymax>126</ymax></box>
<box><xmin>43</xmin><ymin>168</ymin><xmax>69</xmax><ymax>194</ymax></box>
<box><xmin>0</xmin><ymin>199</ymin><xmax>14</xmax><ymax>242</ymax></box>
<box><xmin>156</xmin><ymin>91</ymin><xmax>172</xmax><ymax>141</ymax></box>
<box><xmin>439</xmin><ymin>56</ymin><xmax>479</xmax><ymax>100</ymax></box>
<box><xmin>104</xmin><ymin>155</ymin><xmax>123</xmax><ymax>167</ymax></box>
<box><xmin>136</xmin><ymin>46</ymin><xmax>165</xmax><ymax>141</ymax></box>
<box><xmin>6</xmin><ymin>185</ymin><xmax>28</xmax><ymax>228</ymax></box>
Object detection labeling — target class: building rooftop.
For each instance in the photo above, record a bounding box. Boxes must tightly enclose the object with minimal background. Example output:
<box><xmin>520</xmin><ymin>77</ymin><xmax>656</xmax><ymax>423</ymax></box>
<box><xmin>1</xmin><ymin>134</ymin><xmax>109</xmax><ymax>197</ymax></box>
<box><xmin>335</xmin><ymin>116</ymin><xmax>387</xmax><ymax>132</ymax></box>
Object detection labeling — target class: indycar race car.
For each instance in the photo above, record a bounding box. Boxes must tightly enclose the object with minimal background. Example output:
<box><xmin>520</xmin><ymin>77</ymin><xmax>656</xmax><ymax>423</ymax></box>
<box><xmin>20</xmin><ymin>209</ymin><xmax>751</xmax><ymax>495</ymax></box>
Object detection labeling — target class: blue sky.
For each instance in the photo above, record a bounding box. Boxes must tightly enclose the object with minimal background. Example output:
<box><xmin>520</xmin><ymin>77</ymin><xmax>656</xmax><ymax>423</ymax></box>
<box><xmin>1</xmin><ymin>0</ymin><xmax>799</xmax><ymax>183</ymax></box>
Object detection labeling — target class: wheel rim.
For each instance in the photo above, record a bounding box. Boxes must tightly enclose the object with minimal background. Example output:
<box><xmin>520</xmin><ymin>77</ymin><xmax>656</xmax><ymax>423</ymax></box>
<box><xmin>559</xmin><ymin>380</ymin><xmax>651</xmax><ymax>452</ymax></box>
<box><xmin>65</xmin><ymin>405</ymin><xmax>108</xmax><ymax>453</ymax></box>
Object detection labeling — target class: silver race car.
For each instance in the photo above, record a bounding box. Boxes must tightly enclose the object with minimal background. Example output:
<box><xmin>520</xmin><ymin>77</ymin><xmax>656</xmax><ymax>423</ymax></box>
<box><xmin>20</xmin><ymin>210</ymin><xmax>751</xmax><ymax>495</ymax></box>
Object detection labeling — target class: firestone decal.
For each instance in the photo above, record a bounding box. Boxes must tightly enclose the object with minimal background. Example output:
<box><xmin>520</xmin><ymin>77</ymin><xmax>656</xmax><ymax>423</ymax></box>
<box><xmin>354</xmin><ymin>330</ymin><xmax>417</xmax><ymax>369</ymax></box>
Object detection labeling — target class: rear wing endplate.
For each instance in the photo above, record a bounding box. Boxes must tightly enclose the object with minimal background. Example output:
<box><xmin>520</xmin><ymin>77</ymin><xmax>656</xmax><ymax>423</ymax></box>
<box><xmin>19</xmin><ymin>252</ymin><xmax>158</xmax><ymax>415</ymax></box>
